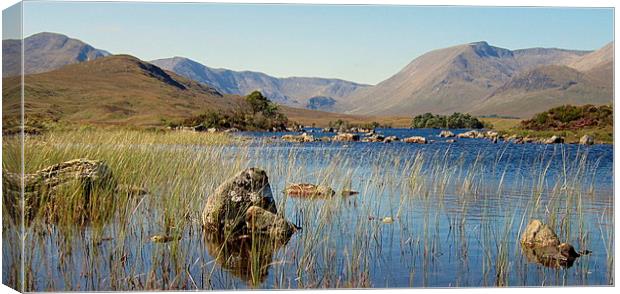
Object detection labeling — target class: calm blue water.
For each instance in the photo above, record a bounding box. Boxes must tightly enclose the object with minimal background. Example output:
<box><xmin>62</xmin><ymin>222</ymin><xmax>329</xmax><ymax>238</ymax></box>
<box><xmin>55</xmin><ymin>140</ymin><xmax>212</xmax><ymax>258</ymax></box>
<box><xmin>227</xmin><ymin>128</ymin><xmax>614</xmax><ymax>288</ymax></box>
<box><xmin>4</xmin><ymin>128</ymin><xmax>614</xmax><ymax>290</ymax></box>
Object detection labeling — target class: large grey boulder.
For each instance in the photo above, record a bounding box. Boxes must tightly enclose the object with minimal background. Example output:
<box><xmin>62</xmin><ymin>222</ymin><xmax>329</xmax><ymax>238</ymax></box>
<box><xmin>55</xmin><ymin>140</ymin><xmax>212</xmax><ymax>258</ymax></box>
<box><xmin>202</xmin><ymin>168</ymin><xmax>276</xmax><ymax>233</ymax></box>
<box><xmin>202</xmin><ymin>168</ymin><xmax>297</xmax><ymax>242</ymax></box>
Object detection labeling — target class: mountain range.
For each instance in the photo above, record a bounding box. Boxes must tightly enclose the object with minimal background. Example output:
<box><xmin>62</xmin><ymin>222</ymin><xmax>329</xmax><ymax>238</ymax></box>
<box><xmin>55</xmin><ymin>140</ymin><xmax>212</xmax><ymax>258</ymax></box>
<box><xmin>345</xmin><ymin>41</ymin><xmax>613</xmax><ymax>118</ymax></box>
<box><xmin>2</xmin><ymin>32</ymin><xmax>614</xmax><ymax>120</ymax></box>
<box><xmin>2</xmin><ymin>53</ymin><xmax>382</xmax><ymax>127</ymax></box>
<box><xmin>150</xmin><ymin>57</ymin><xmax>368</xmax><ymax>111</ymax></box>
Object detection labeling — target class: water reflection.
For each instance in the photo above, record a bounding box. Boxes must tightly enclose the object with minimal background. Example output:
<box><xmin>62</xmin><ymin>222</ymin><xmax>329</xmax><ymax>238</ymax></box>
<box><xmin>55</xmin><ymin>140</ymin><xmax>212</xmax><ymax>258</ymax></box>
<box><xmin>203</xmin><ymin>231</ymin><xmax>291</xmax><ymax>287</ymax></box>
<box><xmin>521</xmin><ymin>245</ymin><xmax>577</xmax><ymax>269</ymax></box>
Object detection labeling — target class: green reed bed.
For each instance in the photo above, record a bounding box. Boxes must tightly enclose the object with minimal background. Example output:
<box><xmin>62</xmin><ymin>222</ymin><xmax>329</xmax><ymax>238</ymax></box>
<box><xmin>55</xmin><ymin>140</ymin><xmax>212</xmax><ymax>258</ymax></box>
<box><xmin>2</xmin><ymin>130</ymin><xmax>614</xmax><ymax>290</ymax></box>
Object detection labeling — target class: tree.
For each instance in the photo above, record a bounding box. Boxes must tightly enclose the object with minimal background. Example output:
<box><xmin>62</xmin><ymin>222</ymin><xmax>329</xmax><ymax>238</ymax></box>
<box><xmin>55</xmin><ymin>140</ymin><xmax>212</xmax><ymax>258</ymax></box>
<box><xmin>245</xmin><ymin>91</ymin><xmax>271</xmax><ymax>115</ymax></box>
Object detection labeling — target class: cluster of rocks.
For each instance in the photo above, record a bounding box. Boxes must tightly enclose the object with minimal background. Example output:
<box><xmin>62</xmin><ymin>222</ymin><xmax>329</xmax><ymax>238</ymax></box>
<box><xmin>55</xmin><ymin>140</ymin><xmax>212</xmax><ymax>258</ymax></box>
<box><xmin>281</xmin><ymin>129</ymin><xmax>599</xmax><ymax>146</ymax></box>
<box><xmin>169</xmin><ymin>125</ymin><xmax>240</xmax><ymax>133</ymax></box>
<box><xmin>322</xmin><ymin>127</ymin><xmax>372</xmax><ymax>134</ymax></box>
<box><xmin>454</xmin><ymin>130</ymin><xmax>596</xmax><ymax>145</ymax></box>
<box><xmin>281</xmin><ymin>131</ymin><xmax>428</xmax><ymax>144</ymax></box>
<box><xmin>520</xmin><ymin>219</ymin><xmax>590</xmax><ymax>269</ymax></box>
<box><xmin>505</xmin><ymin>134</ymin><xmax>594</xmax><ymax>145</ymax></box>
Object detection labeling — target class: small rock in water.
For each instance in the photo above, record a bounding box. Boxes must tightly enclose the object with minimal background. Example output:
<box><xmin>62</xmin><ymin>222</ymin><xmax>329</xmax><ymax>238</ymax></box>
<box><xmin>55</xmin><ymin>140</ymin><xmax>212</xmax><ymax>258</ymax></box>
<box><xmin>333</xmin><ymin>133</ymin><xmax>360</xmax><ymax>142</ymax></box>
<box><xmin>382</xmin><ymin>216</ymin><xmax>394</xmax><ymax>224</ymax></box>
<box><xmin>341</xmin><ymin>190</ymin><xmax>359</xmax><ymax>196</ymax></box>
<box><xmin>403</xmin><ymin>136</ymin><xmax>427</xmax><ymax>144</ymax></box>
<box><xmin>543</xmin><ymin>135</ymin><xmax>564</xmax><ymax>144</ymax></box>
<box><xmin>579</xmin><ymin>134</ymin><xmax>594</xmax><ymax>145</ymax></box>
<box><xmin>439</xmin><ymin>130</ymin><xmax>455</xmax><ymax>138</ymax></box>
<box><xmin>150</xmin><ymin>234</ymin><xmax>181</xmax><ymax>243</ymax></box>
<box><xmin>285</xmin><ymin>183</ymin><xmax>335</xmax><ymax>198</ymax></box>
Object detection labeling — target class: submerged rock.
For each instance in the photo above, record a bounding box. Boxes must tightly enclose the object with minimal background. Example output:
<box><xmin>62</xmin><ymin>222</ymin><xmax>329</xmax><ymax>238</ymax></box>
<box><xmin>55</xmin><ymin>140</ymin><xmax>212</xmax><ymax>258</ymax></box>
<box><xmin>2</xmin><ymin>159</ymin><xmax>116</xmax><ymax>224</ymax></box>
<box><xmin>341</xmin><ymin>190</ymin><xmax>359</xmax><ymax>196</ymax></box>
<box><xmin>383</xmin><ymin>136</ymin><xmax>400</xmax><ymax>143</ymax></box>
<box><xmin>285</xmin><ymin>183</ymin><xmax>335</xmax><ymax>198</ymax></box>
<box><xmin>362</xmin><ymin>134</ymin><xmax>385</xmax><ymax>142</ymax></box>
<box><xmin>543</xmin><ymin>135</ymin><xmax>564</xmax><ymax>144</ymax></box>
<box><xmin>333</xmin><ymin>133</ymin><xmax>360</xmax><ymax>142</ymax></box>
<box><xmin>403</xmin><ymin>136</ymin><xmax>427</xmax><ymax>144</ymax></box>
<box><xmin>150</xmin><ymin>234</ymin><xmax>182</xmax><ymax>243</ymax></box>
<box><xmin>521</xmin><ymin>242</ymin><xmax>589</xmax><ymax>269</ymax></box>
<box><xmin>382</xmin><ymin>216</ymin><xmax>394</xmax><ymax>224</ymax></box>
<box><xmin>579</xmin><ymin>135</ymin><xmax>594</xmax><ymax>145</ymax></box>
<box><xmin>281</xmin><ymin>133</ymin><xmax>315</xmax><ymax>143</ymax></box>
<box><xmin>520</xmin><ymin>219</ymin><xmax>589</xmax><ymax>269</ymax></box>
<box><xmin>439</xmin><ymin>130</ymin><xmax>455</xmax><ymax>138</ymax></box>
<box><xmin>456</xmin><ymin>130</ymin><xmax>482</xmax><ymax>139</ymax></box>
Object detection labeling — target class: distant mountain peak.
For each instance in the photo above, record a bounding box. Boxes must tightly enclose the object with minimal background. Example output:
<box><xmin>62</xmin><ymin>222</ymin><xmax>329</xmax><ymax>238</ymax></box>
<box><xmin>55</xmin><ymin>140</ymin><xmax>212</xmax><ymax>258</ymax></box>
<box><xmin>346</xmin><ymin>40</ymin><xmax>612</xmax><ymax>117</ymax></box>
<box><xmin>466</xmin><ymin>41</ymin><xmax>513</xmax><ymax>58</ymax></box>
<box><xmin>2</xmin><ymin>32</ymin><xmax>110</xmax><ymax>77</ymax></box>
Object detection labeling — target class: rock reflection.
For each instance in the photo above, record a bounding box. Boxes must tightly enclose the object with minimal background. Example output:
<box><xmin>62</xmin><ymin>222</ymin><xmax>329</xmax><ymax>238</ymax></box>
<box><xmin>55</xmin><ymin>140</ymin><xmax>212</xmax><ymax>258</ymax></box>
<box><xmin>204</xmin><ymin>231</ymin><xmax>291</xmax><ymax>287</ymax></box>
<box><xmin>521</xmin><ymin>244</ymin><xmax>577</xmax><ymax>269</ymax></box>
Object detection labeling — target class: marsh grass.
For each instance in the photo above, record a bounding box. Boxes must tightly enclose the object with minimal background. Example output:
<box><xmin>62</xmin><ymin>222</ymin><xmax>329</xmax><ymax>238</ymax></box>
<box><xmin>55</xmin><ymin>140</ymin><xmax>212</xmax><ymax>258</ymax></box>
<box><xmin>1</xmin><ymin>129</ymin><xmax>613</xmax><ymax>290</ymax></box>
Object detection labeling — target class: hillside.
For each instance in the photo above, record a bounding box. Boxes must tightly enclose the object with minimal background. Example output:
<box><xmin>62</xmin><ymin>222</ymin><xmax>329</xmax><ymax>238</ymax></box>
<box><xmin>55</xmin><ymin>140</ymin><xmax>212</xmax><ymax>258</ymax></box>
<box><xmin>569</xmin><ymin>42</ymin><xmax>613</xmax><ymax>72</ymax></box>
<box><xmin>512</xmin><ymin>47</ymin><xmax>590</xmax><ymax>70</ymax></box>
<box><xmin>2</xmin><ymin>55</ymin><xmax>238</xmax><ymax>126</ymax></box>
<box><xmin>2</xmin><ymin>54</ymin><xmax>396</xmax><ymax>128</ymax></box>
<box><xmin>150</xmin><ymin>57</ymin><xmax>368</xmax><ymax>111</ymax></box>
<box><xmin>345</xmin><ymin>41</ymin><xmax>611</xmax><ymax>117</ymax></box>
<box><xmin>346</xmin><ymin>41</ymin><xmax>521</xmax><ymax>115</ymax></box>
<box><xmin>471</xmin><ymin>65</ymin><xmax>612</xmax><ymax>117</ymax></box>
<box><xmin>2</xmin><ymin>32</ymin><xmax>110</xmax><ymax>77</ymax></box>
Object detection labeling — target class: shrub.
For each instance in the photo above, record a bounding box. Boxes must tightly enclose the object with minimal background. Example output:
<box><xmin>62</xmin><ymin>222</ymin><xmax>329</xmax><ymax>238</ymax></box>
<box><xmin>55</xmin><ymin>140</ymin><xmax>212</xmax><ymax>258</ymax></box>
<box><xmin>521</xmin><ymin>104</ymin><xmax>612</xmax><ymax>131</ymax></box>
<box><xmin>411</xmin><ymin>112</ymin><xmax>484</xmax><ymax>129</ymax></box>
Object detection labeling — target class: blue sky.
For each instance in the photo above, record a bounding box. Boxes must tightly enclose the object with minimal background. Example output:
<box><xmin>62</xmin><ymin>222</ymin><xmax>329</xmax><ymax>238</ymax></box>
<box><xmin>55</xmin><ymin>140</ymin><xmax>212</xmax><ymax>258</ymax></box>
<box><xmin>14</xmin><ymin>2</ymin><xmax>615</xmax><ymax>84</ymax></box>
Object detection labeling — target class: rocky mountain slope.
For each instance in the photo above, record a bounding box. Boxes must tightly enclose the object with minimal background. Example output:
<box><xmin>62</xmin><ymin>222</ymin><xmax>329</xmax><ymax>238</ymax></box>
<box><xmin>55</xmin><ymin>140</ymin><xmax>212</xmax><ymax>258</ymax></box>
<box><xmin>2</xmin><ymin>32</ymin><xmax>110</xmax><ymax>77</ymax></box>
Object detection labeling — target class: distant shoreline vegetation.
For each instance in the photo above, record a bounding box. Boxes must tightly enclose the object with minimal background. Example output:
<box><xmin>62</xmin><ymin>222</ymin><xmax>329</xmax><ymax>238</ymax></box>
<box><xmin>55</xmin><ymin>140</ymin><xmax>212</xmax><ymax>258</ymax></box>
<box><xmin>521</xmin><ymin>104</ymin><xmax>612</xmax><ymax>131</ymax></box>
<box><xmin>165</xmin><ymin>91</ymin><xmax>290</xmax><ymax>131</ymax></box>
<box><xmin>327</xmin><ymin>119</ymin><xmax>391</xmax><ymax>131</ymax></box>
<box><xmin>411</xmin><ymin>112</ymin><xmax>485</xmax><ymax>129</ymax></box>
